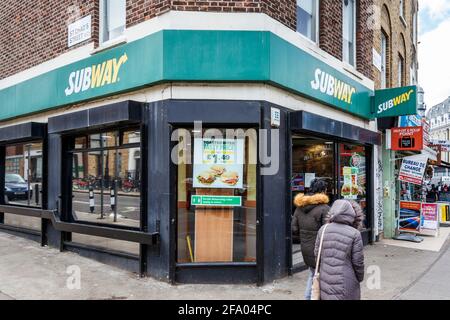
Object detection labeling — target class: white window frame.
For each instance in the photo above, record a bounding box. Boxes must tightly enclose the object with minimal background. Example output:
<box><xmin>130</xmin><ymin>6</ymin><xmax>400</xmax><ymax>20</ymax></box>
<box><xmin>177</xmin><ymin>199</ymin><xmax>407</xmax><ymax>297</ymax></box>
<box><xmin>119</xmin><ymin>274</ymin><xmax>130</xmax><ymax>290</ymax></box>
<box><xmin>381</xmin><ymin>32</ymin><xmax>387</xmax><ymax>89</ymax></box>
<box><xmin>399</xmin><ymin>0</ymin><xmax>404</xmax><ymax>18</ymax></box>
<box><xmin>296</xmin><ymin>0</ymin><xmax>320</xmax><ymax>44</ymax></box>
<box><xmin>99</xmin><ymin>0</ymin><xmax>127</xmax><ymax>46</ymax></box>
<box><xmin>342</xmin><ymin>0</ymin><xmax>357</xmax><ymax>67</ymax></box>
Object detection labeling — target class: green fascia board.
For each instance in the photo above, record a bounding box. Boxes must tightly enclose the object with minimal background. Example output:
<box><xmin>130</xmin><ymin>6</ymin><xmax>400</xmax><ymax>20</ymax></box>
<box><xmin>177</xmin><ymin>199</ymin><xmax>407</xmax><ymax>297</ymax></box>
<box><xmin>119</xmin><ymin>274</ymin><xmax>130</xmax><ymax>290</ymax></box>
<box><xmin>0</xmin><ymin>30</ymin><xmax>374</xmax><ymax>121</ymax></box>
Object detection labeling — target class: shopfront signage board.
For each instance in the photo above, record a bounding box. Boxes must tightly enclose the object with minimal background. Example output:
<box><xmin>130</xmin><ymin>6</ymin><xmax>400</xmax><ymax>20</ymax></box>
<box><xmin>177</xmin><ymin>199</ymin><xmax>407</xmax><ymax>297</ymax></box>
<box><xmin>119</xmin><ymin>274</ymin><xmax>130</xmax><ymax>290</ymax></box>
<box><xmin>193</xmin><ymin>138</ymin><xmax>244</xmax><ymax>189</ymax></box>
<box><xmin>68</xmin><ymin>15</ymin><xmax>92</xmax><ymax>47</ymax></box>
<box><xmin>431</xmin><ymin>140</ymin><xmax>450</xmax><ymax>152</ymax></box>
<box><xmin>398</xmin><ymin>201</ymin><xmax>422</xmax><ymax>233</ymax></box>
<box><xmin>399</xmin><ymin>154</ymin><xmax>428</xmax><ymax>185</ymax></box>
<box><xmin>191</xmin><ymin>195</ymin><xmax>242</xmax><ymax>207</ymax></box>
<box><xmin>390</xmin><ymin>126</ymin><xmax>424</xmax><ymax>151</ymax></box>
<box><xmin>373</xmin><ymin>86</ymin><xmax>418</xmax><ymax>118</ymax></box>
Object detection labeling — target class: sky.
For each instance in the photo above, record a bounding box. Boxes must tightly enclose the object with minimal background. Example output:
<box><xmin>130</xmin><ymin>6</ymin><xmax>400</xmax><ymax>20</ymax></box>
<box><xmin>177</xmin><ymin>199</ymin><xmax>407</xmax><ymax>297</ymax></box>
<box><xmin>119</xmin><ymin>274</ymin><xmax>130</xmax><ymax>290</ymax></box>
<box><xmin>418</xmin><ymin>0</ymin><xmax>450</xmax><ymax>109</ymax></box>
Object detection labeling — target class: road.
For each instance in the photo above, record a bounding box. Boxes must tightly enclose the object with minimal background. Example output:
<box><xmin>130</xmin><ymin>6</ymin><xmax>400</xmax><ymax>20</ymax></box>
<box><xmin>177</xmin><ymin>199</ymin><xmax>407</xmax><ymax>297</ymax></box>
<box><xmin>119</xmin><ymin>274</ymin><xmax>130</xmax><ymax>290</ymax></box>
<box><xmin>9</xmin><ymin>191</ymin><xmax>141</xmax><ymax>221</ymax></box>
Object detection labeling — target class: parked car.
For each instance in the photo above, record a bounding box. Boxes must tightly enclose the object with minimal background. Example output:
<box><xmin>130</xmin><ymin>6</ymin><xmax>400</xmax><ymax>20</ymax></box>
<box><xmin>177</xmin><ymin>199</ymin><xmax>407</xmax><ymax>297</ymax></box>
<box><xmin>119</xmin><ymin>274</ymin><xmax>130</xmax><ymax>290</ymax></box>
<box><xmin>4</xmin><ymin>174</ymin><xmax>32</xmax><ymax>201</ymax></box>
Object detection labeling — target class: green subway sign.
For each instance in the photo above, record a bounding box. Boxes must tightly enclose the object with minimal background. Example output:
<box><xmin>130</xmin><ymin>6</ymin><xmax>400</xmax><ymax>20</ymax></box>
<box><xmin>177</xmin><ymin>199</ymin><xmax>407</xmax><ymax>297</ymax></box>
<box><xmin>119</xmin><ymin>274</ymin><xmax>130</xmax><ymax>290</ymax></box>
<box><xmin>373</xmin><ymin>86</ymin><xmax>418</xmax><ymax>118</ymax></box>
<box><xmin>191</xmin><ymin>195</ymin><xmax>242</xmax><ymax>207</ymax></box>
<box><xmin>0</xmin><ymin>30</ymin><xmax>375</xmax><ymax>121</ymax></box>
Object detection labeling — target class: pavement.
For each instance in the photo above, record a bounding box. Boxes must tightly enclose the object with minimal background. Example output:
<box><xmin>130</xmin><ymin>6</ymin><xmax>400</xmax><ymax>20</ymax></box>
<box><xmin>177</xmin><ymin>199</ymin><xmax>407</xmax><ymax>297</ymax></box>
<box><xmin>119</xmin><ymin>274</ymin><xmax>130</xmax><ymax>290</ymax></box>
<box><xmin>0</xmin><ymin>231</ymin><xmax>448</xmax><ymax>300</ymax></box>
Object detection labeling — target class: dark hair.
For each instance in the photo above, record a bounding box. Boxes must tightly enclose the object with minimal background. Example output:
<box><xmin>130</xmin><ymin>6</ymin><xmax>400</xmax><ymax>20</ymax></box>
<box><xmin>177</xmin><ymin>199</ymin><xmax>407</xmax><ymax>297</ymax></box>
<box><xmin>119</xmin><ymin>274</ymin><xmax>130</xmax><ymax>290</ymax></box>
<box><xmin>310</xmin><ymin>178</ymin><xmax>328</xmax><ymax>194</ymax></box>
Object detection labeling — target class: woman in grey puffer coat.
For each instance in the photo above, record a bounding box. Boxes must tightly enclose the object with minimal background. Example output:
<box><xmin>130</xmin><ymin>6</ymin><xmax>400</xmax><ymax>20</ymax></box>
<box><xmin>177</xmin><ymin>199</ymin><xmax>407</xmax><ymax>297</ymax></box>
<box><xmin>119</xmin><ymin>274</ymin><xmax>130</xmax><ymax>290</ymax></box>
<box><xmin>314</xmin><ymin>200</ymin><xmax>365</xmax><ymax>300</ymax></box>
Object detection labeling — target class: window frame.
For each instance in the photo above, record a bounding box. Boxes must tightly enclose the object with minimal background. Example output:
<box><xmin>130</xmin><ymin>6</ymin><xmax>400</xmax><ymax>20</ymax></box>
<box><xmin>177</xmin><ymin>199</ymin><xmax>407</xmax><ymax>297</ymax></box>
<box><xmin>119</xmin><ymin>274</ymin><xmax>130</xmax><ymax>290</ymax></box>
<box><xmin>342</xmin><ymin>0</ymin><xmax>357</xmax><ymax>67</ymax></box>
<box><xmin>99</xmin><ymin>0</ymin><xmax>127</xmax><ymax>45</ymax></box>
<box><xmin>398</xmin><ymin>53</ymin><xmax>405</xmax><ymax>87</ymax></box>
<box><xmin>381</xmin><ymin>31</ymin><xmax>388</xmax><ymax>89</ymax></box>
<box><xmin>65</xmin><ymin>125</ymin><xmax>143</xmax><ymax>232</ymax></box>
<box><xmin>296</xmin><ymin>0</ymin><xmax>320</xmax><ymax>44</ymax></box>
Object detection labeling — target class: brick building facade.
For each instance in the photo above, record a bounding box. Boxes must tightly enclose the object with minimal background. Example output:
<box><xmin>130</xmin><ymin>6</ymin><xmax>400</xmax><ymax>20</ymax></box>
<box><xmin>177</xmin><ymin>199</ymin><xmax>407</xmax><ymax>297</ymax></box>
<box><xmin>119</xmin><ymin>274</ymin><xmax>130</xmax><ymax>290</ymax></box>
<box><xmin>372</xmin><ymin>0</ymin><xmax>419</xmax><ymax>89</ymax></box>
<box><xmin>0</xmin><ymin>1</ymin><xmax>387</xmax><ymax>284</ymax></box>
<box><xmin>1</xmin><ymin>0</ymin><xmax>375</xmax><ymax>81</ymax></box>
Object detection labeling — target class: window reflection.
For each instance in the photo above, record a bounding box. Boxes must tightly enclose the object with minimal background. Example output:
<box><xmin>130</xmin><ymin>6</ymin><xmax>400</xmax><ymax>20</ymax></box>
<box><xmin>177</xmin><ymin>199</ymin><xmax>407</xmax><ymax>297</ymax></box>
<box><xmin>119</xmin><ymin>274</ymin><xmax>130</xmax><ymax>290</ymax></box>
<box><xmin>70</xmin><ymin>128</ymin><xmax>141</xmax><ymax>229</ymax></box>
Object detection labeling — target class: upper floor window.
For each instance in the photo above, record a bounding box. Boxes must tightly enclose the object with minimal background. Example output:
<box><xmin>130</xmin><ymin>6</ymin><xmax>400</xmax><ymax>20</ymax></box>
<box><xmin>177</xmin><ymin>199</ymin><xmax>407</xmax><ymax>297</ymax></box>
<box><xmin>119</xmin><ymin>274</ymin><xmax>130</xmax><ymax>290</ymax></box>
<box><xmin>296</xmin><ymin>0</ymin><xmax>318</xmax><ymax>42</ymax></box>
<box><xmin>342</xmin><ymin>0</ymin><xmax>356</xmax><ymax>66</ymax></box>
<box><xmin>100</xmin><ymin>0</ymin><xmax>126</xmax><ymax>44</ymax></box>
<box><xmin>398</xmin><ymin>54</ymin><xmax>405</xmax><ymax>87</ymax></box>
<box><xmin>381</xmin><ymin>31</ymin><xmax>388</xmax><ymax>89</ymax></box>
<box><xmin>412</xmin><ymin>12</ymin><xmax>417</xmax><ymax>45</ymax></box>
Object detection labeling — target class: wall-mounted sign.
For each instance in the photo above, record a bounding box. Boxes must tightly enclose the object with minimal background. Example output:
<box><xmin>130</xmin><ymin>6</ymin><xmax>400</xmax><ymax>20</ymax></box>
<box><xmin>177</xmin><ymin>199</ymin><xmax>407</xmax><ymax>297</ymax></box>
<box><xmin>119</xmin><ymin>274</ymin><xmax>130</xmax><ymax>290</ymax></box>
<box><xmin>271</xmin><ymin>107</ymin><xmax>281</xmax><ymax>128</ymax></box>
<box><xmin>373</xmin><ymin>86</ymin><xmax>417</xmax><ymax>118</ymax></box>
<box><xmin>399</xmin><ymin>114</ymin><xmax>422</xmax><ymax>127</ymax></box>
<box><xmin>399</xmin><ymin>201</ymin><xmax>421</xmax><ymax>233</ymax></box>
<box><xmin>390</xmin><ymin>126</ymin><xmax>423</xmax><ymax>151</ymax></box>
<box><xmin>431</xmin><ymin>140</ymin><xmax>450</xmax><ymax>152</ymax></box>
<box><xmin>373</xmin><ymin>48</ymin><xmax>382</xmax><ymax>72</ymax></box>
<box><xmin>399</xmin><ymin>154</ymin><xmax>427</xmax><ymax>185</ymax></box>
<box><xmin>191</xmin><ymin>195</ymin><xmax>242</xmax><ymax>207</ymax></box>
<box><xmin>68</xmin><ymin>15</ymin><xmax>92</xmax><ymax>47</ymax></box>
<box><xmin>193</xmin><ymin>138</ymin><xmax>244</xmax><ymax>189</ymax></box>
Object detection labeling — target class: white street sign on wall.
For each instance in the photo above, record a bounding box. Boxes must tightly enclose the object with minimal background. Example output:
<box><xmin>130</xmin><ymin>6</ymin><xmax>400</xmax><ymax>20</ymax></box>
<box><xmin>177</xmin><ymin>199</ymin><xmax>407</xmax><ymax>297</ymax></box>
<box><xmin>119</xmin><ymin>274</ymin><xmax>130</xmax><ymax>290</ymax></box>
<box><xmin>68</xmin><ymin>15</ymin><xmax>92</xmax><ymax>47</ymax></box>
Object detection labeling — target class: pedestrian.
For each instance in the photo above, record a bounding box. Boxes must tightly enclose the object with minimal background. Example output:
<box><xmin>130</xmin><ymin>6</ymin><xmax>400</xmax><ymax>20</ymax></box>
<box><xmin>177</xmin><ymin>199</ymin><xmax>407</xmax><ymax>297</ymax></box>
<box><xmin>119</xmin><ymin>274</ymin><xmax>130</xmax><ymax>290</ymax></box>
<box><xmin>292</xmin><ymin>178</ymin><xmax>330</xmax><ymax>300</ymax></box>
<box><xmin>426</xmin><ymin>184</ymin><xmax>438</xmax><ymax>203</ymax></box>
<box><xmin>314</xmin><ymin>200</ymin><xmax>365</xmax><ymax>300</ymax></box>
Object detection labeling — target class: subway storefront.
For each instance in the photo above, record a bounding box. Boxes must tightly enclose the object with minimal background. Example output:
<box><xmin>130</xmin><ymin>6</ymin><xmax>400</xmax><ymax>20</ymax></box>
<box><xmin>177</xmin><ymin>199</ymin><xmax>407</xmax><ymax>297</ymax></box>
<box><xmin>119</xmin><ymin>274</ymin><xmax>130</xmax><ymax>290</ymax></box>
<box><xmin>0</xmin><ymin>30</ymin><xmax>381</xmax><ymax>284</ymax></box>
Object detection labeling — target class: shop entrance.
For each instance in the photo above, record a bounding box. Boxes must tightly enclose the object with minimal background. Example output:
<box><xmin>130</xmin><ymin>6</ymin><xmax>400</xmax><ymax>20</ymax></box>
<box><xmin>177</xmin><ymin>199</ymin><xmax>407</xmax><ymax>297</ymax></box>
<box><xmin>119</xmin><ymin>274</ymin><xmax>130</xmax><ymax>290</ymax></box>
<box><xmin>290</xmin><ymin>134</ymin><xmax>371</xmax><ymax>272</ymax></box>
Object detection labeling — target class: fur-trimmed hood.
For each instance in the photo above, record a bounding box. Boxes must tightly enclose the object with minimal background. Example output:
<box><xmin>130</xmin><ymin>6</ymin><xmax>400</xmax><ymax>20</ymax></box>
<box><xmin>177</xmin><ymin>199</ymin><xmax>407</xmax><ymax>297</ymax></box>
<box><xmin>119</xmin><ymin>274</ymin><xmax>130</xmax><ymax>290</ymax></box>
<box><xmin>294</xmin><ymin>193</ymin><xmax>329</xmax><ymax>209</ymax></box>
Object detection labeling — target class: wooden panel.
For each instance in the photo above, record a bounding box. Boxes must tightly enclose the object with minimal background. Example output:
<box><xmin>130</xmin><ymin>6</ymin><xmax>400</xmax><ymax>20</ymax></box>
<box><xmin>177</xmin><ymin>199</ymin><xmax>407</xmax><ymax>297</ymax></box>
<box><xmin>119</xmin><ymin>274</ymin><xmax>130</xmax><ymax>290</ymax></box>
<box><xmin>194</xmin><ymin>188</ymin><xmax>234</xmax><ymax>262</ymax></box>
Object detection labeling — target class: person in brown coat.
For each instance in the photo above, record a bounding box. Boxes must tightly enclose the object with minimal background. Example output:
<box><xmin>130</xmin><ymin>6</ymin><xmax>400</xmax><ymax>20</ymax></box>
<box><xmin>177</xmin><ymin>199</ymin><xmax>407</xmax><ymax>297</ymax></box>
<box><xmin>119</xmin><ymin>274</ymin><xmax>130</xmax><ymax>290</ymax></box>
<box><xmin>314</xmin><ymin>200</ymin><xmax>365</xmax><ymax>300</ymax></box>
<box><xmin>292</xmin><ymin>179</ymin><xmax>330</xmax><ymax>300</ymax></box>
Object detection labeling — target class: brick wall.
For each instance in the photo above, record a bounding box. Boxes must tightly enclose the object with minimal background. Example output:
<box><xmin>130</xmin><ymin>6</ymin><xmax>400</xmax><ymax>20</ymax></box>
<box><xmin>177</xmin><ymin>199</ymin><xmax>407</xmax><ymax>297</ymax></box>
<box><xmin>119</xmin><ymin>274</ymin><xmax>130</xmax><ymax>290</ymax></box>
<box><xmin>373</xmin><ymin>0</ymin><xmax>418</xmax><ymax>89</ymax></box>
<box><xmin>319</xmin><ymin>0</ymin><xmax>374</xmax><ymax>80</ymax></box>
<box><xmin>1</xmin><ymin>0</ymin><xmax>382</xmax><ymax>82</ymax></box>
<box><xmin>0</xmin><ymin>0</ymin><xmax>98</xmax><ymax>80</ymax></box>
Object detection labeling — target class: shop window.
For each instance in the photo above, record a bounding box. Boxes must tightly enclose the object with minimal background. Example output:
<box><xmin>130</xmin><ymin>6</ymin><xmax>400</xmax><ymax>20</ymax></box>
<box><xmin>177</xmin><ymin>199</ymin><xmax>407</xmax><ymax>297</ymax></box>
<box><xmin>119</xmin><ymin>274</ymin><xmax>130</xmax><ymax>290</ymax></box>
<box><xmin>3</xmin><ymin>141</ymin><xmax>43</xmax><ymax>231</ymax></box>
<box><xmin>291</xmin><ymin>136</ymin><xmax>335</xmax><ymax>202</ymax></box>
<box><xmin>70</xmin><ymin>233</ymin><xmax>139</xmax><ymax>256</ymax></box>
<box><xmin>176</xmin><ymin>128</ymin><xmax>257</xmax><ymax>264</ymax></box>
<box><xmin>339</xmin><ymin>144</ymin><xmax>367</xmax><ymax>228</ymax></box>
<box><xmin>296</xmin><ymin>0</ymin><xmax>318</xmax><ymax>42</ymax></box>
<box><xmin>69</xmin><ymin>128</ymin><xmax>141</xmax><ymax>229</ymax></box>
<box><xmin>342</xmin><ymin>0</ymin><xmax>356</xmax><ymax>66</ymax></box>
<box><xmin>100</xmin><ymin>0</ymin><xmax>126</xmax><ymax>44</ymax></box>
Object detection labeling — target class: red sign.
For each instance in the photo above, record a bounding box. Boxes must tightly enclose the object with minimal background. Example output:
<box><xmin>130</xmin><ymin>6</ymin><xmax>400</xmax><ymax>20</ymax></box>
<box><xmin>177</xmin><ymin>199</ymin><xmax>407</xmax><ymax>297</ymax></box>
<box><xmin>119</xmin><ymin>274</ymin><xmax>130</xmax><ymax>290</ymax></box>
<box><xmin>391</xmin><ymin>126</ymin><xmax>423</xmax><ymax>151</ymax></box>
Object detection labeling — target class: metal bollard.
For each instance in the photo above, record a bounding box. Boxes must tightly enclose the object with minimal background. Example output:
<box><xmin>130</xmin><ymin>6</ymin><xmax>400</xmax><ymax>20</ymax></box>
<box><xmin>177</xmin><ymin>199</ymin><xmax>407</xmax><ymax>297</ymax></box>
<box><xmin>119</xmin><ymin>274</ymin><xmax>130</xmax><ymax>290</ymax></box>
<box><xmin>89</xmin><ymin>186</ymin><xmax>95</xmax><ymax>213</ymax></box>
<box><xmin>35</xmin><ymin>184</ymin><xmax>39</xmax><ymax>206</ymax></box>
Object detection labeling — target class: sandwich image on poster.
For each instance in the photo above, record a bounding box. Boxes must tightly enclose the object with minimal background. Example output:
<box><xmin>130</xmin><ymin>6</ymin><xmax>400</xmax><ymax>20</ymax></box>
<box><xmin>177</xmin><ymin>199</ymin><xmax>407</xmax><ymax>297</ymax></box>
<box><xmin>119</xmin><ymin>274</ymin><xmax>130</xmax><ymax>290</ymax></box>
<box><xmin>398</xmin><ymin>201</ymin><xmax>421</xmax><ymax>233</ymax></box>
<box><xmin>193</xmin><ymin>138</ymin><xmax>244</xmax><ymax>189</ymax></box>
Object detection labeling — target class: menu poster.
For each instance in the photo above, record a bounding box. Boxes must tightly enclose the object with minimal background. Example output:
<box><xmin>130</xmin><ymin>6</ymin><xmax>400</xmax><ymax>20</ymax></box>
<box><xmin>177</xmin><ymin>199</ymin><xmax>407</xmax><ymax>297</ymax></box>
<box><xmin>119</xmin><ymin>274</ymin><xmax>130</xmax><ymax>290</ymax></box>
<box><xmin>421</xmin><ymin>203</ymin><xmax>439</xmax><ymax>233</ymax></box>
<box><xmin>342</xmin><ymin>167</ymin><xmax>359</xmax><ymax>200</ymax></box>
<box><xmin>399</xmin><ymin>201</ymin><xmax>421</xmax><ymax>233</ymax></box>
<box><xmin>193</xmin><ymin>138</ymin><xmax>244</xmax><ymax>189</ymax></box>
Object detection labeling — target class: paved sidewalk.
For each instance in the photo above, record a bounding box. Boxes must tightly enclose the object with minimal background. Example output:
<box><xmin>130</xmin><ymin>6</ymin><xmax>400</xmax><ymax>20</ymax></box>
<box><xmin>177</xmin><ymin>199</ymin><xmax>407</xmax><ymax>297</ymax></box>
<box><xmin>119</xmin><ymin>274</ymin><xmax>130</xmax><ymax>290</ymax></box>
<box><xmin>0</xmin><ymin>232</ymin><xmax>446</xmax><ymax>300</ymax></box>
<box><xmin>396</xmin><ymin>244</ymin><xmax>450</xmax><ymax>300</ymax></box>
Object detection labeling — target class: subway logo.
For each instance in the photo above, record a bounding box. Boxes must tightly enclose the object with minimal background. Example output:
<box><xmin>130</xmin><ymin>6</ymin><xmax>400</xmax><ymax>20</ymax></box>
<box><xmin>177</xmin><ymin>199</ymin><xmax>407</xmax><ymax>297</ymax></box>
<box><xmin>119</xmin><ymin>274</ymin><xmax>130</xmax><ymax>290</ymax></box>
<box><xmin>65</xmin><ymin>53</ymin><xmax>128</xmax><ymax>96</ymax></box>
<box><xmin>377</xmin><ymin>89</ymin><xmax>414</xmax><ymax>114</ymax></box>
<box><xmin>310</xmin><ymin>68</ymin><xmax>357</xmax><ymax>105</ymax></box>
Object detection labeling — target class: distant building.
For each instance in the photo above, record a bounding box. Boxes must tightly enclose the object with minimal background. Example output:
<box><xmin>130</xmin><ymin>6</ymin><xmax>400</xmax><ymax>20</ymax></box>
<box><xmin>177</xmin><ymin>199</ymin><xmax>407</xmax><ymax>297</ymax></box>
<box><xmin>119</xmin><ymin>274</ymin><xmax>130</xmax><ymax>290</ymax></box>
<box><xmin>427</xmin><ymin>98</ymin><xmax>450</xmax><ymax>179</ymax></box>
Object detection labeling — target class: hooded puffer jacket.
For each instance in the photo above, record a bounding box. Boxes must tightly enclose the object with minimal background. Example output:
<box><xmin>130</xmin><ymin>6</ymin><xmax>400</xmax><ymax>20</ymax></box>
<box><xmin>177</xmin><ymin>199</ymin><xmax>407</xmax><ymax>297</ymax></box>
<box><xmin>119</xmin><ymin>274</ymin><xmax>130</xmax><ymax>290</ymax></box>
<box><xmin>314</xmin><ymin>200</ymin><xmax>365</xmax><ymax>300</ymax></box>
<box><xmin>292</xmin><ymin>193</ymin><xmax>330</xmax><ymax>268</ymax></box>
